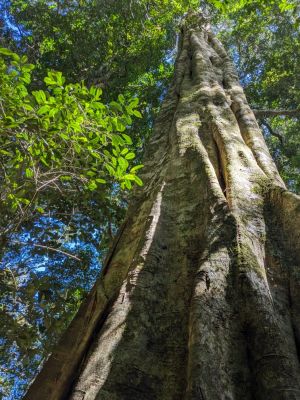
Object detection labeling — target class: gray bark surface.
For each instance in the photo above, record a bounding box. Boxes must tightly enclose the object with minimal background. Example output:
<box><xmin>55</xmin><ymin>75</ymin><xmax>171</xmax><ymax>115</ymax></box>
<box><xmin>24</xmin><ymin>12</ymin><xmax>300</xmax><ymax>400</ymax></box>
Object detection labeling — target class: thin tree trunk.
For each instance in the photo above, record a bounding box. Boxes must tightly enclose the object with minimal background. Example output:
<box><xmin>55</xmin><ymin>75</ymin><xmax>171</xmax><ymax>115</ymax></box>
<box><xmin>24</xmin><ymin>12</ymin><xmax>300</xmax><ymax>400</ymax></box>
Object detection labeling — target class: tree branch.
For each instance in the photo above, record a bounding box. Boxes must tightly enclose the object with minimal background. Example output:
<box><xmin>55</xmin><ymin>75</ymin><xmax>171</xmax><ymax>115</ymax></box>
<box><xmin>253</xmin><ymin>109</ymin><xmax>300</xmax><ymax>118</ymax></box>
<box><xmin>260</xmin><ymin>120</ymin><xmax>283</xmax><ymax>145</ymax></box>
<box><xmin>11</xmin><ymin>240</ymin><xmax>82</xmax><ymax>261</ymax></box>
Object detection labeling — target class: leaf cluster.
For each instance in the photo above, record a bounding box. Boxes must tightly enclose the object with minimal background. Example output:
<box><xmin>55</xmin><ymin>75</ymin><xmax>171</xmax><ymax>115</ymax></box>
<box><xmin>0</xmin><ymin>48</ymin><xmax>143</xmax><ymax>224</ymax></box>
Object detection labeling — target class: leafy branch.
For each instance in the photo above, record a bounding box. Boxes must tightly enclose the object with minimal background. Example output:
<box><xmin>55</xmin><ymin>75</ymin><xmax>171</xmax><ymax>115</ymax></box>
<box><xmin>0</xmin><ymin>48</ymin><xmax>144</xmax><ymax>220</ymax></box>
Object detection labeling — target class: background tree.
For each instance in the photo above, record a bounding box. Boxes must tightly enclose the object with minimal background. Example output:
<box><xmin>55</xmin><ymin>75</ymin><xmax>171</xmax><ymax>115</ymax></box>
<box><xmin>0</xmin><ymin>0</ymin><xmax>299</xmax><ymax>398</ymax></box>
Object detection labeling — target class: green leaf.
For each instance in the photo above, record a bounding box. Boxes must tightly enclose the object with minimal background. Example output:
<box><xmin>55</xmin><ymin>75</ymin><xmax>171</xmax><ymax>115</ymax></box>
<box><xmin>90</xmin><ymin>151</ymin><xmax>102</xmax><ymax>160</ymax></box>
<box><xmin>0</xmin><ymin>48</ymin><xmax>16</xmax><ymax>57</ymax></box>
<box><xmin>88</xmin><ymin>180</ymin><xmax>97</xmax><ymax>191</ymax></box>
<box><xmin>96</xmin><ymin>178</ymin><xmax>106</xmax><ymax>184</ymax></box>
<box><xmin>19</xmin><ymin>197</ymin><xmax>30</xmax><ymax>205</ymax></box>
<box><xmin>111</xmin><ymin>134</ymin><xmax>124</xmax><ymax>146</ymax></box>
<box><xmin>60</xmin><ymin>175</ymin><xmax>72</xmax><ymax>181</ymax></box>
<box><xmin>21</xmin><ymin>72</ymin><xmax>31</xmax><ymax>84</ymax></box>
<box><xmin>23</xmin><ymin>103</ymin><xmax>34</xmax><ymax>111</ymax></box>
<box><xmin>122</xmin><ymin>134</ymin><xmax>133</xmax><ymax>145</ymax></box>
<box><xmin>40</xmin><ymin>156</ymin><xmax>49</xmax><ymax>166</ymax></box>
<box><xmin>25</xmin><ymin>168</ymin><xmax>33</xmax><ymax>178</ymax></box>
<box><xmin>128</xmin><ymin>98</ymin><xmax>139</xmax><ymax>108</ymax></box>
<box><xmin>92</xmin><ymin>101</ymin><xmax>105</xmax><ymax>110</ymax></box>
<box><xmin>0</xmin><ymin>149</ymin><xmax>11</xmax><ymax>156</ymax></box>
<box><xmin>123</xmin><ymin>174</ymin><xmax>135</xmax><ymax>180</ymax></box>
<box><xmin>132</xmin><ymin>110</ymin><xmax>142</xmax><ymax>118</ymax></box>
<box><xmin>118</xmin><ymin>157</ymin><xmax>129</xmax><ymax>170</ymax></box>
<box><xmin>21</xmin><ymin>55</ymin><xmax>28</xmax><ymax>63</ymax></box>
<box><xmin>105</xmin><ymin>164</ymin><xmax>115</xmax><ymax>176</ymax></box>
<box><xmin>110</xmin><ymin>101</ymin><xmax>123</xmax><ymax>112</ymax></box>
<box><xmin>118</xmin><ymin>94</ymin><xmax>125</xmax><ymax>104</ymax></box>
<box><xmin>44</xmin><ymin>77</ymin><xmax>56</xmax><ymax>86</ymax></box>
<box><xmin>90</xmin><ymin>86</ymin><xmax>103</xmax><ymax>98</ymax></box>
<box><xmin>33</xmin><ymin>90</ymin><xmax>47</xmax><ymax>103</ymax></box>
<box><xmin>115</xmin><ymin>119</ymin><xmax>126</xmax><ymax>132</ymax></box>
<box><xmin>130</xmin><ymin>164</ymin><xmax>144</xmax><ymax>172</ymax></box>
<box><xmin>134</xmin><ymin>175</ymin><xmax>143</xmax><ymax>186</ymax></box>
<box><xmin>111</xmin><ymin>157</ymin><xmax>117</xmax><ymax>167</ymax></box>
<box><xmin>279</xmin><ymin>0</ymin><xmax>295</xmax><ymax>11</ymax></box>
<box><xmin>125</xmin><ymin>152</ymin><xmax>135</xmax><ymax>160</ymax></box>
<box><xmin>49</xmin><ymin>108</ymin><xmax>59</xmax><ymax>118</ymax></box>
<box><xmin>60</xmin><ymin>133</ymin><xmax>69</xmax><ymax>140</ymax></box>
<box><xmin>37</xmin><ymin>105</ymin><xmax>50</xmax><ymax>115</ymax></box>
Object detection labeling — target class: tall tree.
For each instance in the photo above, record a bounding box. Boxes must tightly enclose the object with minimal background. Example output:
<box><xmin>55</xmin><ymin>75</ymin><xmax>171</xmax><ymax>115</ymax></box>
<box><xmin>24</xmin><ymin>11</ymin><xmax>300</xmax><ymax>400</ymax></box>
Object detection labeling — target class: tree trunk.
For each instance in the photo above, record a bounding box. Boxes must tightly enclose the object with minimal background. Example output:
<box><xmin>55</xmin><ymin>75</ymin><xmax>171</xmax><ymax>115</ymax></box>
<box><xmin>24</xmin><ymin>12</ymin><xmax>300</xmax><ymax>400</ymax></box>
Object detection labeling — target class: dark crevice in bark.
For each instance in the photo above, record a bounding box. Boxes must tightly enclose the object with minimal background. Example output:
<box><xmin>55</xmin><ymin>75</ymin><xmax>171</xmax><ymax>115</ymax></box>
<box><xmin>222</xmin><ymin>76</ymin><xmax>229</xmax><ymax>90</ymax></box>
<box><xmin>189</xmin><ymin>50</ymin><xmax>193</xmax><ymax>80</ymax></box>
<box><xmin>242</xmin><ymin>324</ymin><xmax>256</xmax><ymax>400</ymax></box>
<box><xmin>101</xmin><ymin>218</ymin><xmax>129</xmax><ymax>277</ymax></box>
<box><xmin>288</xmin><ymin>278</ymin><xmax>300</xmax><ymax>363</ymax></box>
<box><xmin>212</xmin><ymin>137</ymin><xmax>227</xmax><ymax>198</ymax></box>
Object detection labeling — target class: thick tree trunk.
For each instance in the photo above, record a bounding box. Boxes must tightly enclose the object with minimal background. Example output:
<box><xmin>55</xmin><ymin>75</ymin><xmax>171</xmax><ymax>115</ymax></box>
<box><xmin>24</xmin><ymin>12</ymin><xmax>300</xmax><ymax>400</ymax></box>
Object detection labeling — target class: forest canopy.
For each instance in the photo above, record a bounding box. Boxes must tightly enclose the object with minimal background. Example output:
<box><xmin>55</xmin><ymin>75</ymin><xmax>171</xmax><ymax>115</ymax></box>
<box><xmin>0</xmin><ymin>0</ymin><xmax>299</xmax><ymax>398</ymax></box>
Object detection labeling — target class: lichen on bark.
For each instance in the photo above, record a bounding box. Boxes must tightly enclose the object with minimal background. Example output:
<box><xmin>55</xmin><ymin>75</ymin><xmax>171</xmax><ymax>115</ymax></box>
<box><xmin>24</xmin><ymin>11</ymin><xmax>300</xmax><ymax>400</ymax></box>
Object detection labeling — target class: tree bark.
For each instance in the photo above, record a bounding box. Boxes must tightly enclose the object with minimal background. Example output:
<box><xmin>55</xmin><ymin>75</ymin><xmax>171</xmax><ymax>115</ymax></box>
<box><xmin>24</xmin><ymin>12</ymin><xmax>300</xmax><ymax>400</ymax></box>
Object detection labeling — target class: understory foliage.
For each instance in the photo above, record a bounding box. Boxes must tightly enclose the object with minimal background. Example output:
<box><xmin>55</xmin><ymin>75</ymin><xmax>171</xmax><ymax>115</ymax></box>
<box><xmin>0</xmin><ymin>0</ymin><xmax>299</xmax><ymax>398</ymax></box>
